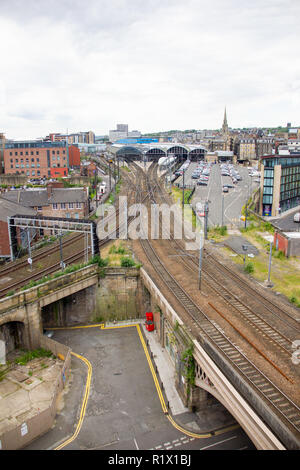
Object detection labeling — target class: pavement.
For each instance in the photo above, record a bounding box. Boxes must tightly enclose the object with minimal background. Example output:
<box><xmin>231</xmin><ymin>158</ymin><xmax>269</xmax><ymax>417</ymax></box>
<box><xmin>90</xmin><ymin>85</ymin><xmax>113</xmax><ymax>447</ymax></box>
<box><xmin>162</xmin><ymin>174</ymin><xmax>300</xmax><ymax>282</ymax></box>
<box><xmin>141</xmin><ymin>321</ymin><xmax>237</xmax><ymax>433</ymax></box>
<box><xmin>224</xmin><ymin>235</ymin><xmax>260</xmax><ymax>256</ymax></box>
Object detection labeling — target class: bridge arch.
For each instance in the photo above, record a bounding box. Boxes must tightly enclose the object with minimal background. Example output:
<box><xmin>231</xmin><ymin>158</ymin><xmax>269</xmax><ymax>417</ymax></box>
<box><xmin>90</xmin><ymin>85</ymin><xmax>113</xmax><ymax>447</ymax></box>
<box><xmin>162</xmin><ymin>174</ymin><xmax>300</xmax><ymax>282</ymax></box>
<box><xmin>116</xmin><ymin>146</ymin><xmax>143</xmax><ymax>161</ymax></box>
<box><xmin>145</xmin><ymin>147</ymin><xmax>166</xmax><ymax>161</ymax></box>
<box><xmin>0</xmin><ymin>321</ymin><xmax>25</xmax><ymax>355</ymax></box>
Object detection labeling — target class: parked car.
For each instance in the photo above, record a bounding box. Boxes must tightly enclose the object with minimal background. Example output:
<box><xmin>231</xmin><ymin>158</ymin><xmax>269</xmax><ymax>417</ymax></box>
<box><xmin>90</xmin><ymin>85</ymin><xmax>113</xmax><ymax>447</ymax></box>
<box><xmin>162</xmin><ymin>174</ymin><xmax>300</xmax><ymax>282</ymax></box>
<box><xmin>197</xmin><ymin>181</ymin><xmax>208</xmax><ymax>186</ymax></box>
<box><xmin>294</xmin><ymin>212</ymin><xmax>300</xmax><ymax>223</ymax></box>
<box><xmin>222</xmin><ymin>186</ymin><xmax>229</xmax><ymax>193</ymax></box>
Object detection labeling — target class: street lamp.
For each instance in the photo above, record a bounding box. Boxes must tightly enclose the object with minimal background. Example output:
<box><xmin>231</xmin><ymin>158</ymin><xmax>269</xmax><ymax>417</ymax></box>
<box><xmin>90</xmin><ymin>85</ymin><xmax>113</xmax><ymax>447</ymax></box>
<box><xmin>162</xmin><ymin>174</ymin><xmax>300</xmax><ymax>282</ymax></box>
<box><xmin>182</xmin><ymin>168</ymin><xmax>185</xmax><ymax>208</ymax></box>
<box><xmin>266</xmin><ymin>241</ymin><xmax>273</xmax><ymax>286</ymax></box>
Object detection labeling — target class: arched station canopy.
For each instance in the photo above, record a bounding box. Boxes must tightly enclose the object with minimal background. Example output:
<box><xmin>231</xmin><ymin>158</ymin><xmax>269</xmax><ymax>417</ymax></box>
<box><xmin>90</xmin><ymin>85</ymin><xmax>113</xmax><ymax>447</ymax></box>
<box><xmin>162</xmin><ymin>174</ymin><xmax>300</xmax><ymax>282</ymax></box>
<box><xmin>114</xmin><ymin>145</ymin><xmax>143</xmax><ymax>161</ymax></box>
<box><xmin>108</xmin><ymin>143</ymin><xmax>207</xmax><ymax>162</ymax></box>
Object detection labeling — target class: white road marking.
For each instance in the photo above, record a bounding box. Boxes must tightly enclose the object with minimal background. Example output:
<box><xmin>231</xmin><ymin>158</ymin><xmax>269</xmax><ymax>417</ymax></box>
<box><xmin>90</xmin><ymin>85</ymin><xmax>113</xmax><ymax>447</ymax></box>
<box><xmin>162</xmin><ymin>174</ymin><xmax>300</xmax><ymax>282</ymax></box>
<box><xmin>134</xmin><ymin>438</ymin><xmax>139</xmax><ymax>450</ymax></box>
<box><xmin>199</xmin><ymin>435</ymin><xmax>238</xmax><ymax>450</ymax></box>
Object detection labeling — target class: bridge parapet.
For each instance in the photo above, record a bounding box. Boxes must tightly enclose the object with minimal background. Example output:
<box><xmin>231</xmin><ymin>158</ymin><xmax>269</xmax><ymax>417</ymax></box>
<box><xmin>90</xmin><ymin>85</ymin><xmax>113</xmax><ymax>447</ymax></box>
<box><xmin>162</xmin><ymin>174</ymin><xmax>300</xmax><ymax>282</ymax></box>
<box><xmin>0</xmin><ymin>264</ymin><xmax>99</xmax><ymax>317</ymax></box>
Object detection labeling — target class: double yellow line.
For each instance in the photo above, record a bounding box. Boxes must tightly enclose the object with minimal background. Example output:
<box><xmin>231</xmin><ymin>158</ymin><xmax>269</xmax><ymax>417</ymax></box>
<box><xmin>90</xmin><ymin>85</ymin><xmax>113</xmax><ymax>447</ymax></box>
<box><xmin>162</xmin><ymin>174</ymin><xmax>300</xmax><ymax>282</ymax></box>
<box><xmin>54</xmin><ymin>352</ymin><xmax>92</xmax><ymax>450</ymax></box>
<box><xmin>53</xmin><ymin>322</ymin><xmax>238</xmax><ymax>449</ymax></box>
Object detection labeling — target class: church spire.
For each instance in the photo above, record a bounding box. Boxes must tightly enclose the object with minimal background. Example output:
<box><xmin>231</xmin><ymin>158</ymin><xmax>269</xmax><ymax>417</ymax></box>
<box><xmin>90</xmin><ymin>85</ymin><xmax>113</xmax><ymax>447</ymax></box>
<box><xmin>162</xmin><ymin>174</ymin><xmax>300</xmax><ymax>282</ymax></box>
<box><xmin>222</xmin><ymin>107</ymin><xmax>229</xmax><ymax>135</ymax></box>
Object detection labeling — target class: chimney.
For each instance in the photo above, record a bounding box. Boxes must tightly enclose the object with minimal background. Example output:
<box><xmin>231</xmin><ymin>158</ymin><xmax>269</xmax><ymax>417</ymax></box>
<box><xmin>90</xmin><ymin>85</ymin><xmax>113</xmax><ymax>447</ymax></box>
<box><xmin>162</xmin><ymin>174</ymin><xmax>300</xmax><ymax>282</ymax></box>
<box><xmin>47</xmin><ymin>183</ymin><xmax>53</xmax><ymax>199</ymax></box>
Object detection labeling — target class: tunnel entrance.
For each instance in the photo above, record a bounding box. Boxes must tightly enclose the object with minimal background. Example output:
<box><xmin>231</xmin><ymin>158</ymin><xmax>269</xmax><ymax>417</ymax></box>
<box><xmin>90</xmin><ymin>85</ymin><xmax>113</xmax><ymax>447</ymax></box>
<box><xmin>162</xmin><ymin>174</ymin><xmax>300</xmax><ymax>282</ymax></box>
<box><xmin>0</xmin><ymin>322</ymin><xmax>25</xmax><ymax>355</ymax></box>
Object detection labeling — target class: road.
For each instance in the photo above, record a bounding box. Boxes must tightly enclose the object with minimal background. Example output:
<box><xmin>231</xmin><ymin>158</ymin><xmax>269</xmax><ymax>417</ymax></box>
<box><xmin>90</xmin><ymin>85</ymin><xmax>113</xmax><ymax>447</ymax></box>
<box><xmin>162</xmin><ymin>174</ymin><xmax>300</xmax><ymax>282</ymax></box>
<box><xmin>24</xmin><ymin>325</ymin><xmax>255</xmax><ymax>451</ymax></box>
<box><xmin>192</xmin><ymin>164</ymin><xmax>259</xmax><ymax>228</ymax></box>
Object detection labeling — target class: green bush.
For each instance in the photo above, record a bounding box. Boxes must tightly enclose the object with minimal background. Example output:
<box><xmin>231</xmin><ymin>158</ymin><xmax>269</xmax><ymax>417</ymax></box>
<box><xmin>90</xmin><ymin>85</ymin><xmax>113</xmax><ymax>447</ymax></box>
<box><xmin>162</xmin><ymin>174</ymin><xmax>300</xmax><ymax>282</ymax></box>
<box><xmin>120</xmin><ymin>257</ymin><xmax>135</xmax><ymax>267</ymax></box>
<box><xmin>109</xmin><ymin>244</ymin><xmax>126</xmax><ymax>255</ymax></box>
<box><xmin>244</xmin><ymin>262</ymin><xmax>254</xmax><ymax>274</ymax></box>
<box><xmin>15</xmin><ymin>348</ymin><xmax>53</xmax><ymax>366</ymax></box>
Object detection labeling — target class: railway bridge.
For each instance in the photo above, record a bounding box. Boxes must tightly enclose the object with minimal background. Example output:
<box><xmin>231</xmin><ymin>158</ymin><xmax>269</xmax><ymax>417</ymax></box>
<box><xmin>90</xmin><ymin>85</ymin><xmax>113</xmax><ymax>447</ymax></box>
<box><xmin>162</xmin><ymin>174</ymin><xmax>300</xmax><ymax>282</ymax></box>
<box><xmin>140</xmin><ymin>267</ymin><xmax>298</xmax><ymax>450</ymax></box>
<box><xmin>0</xmin><ymin>262</ymin><xmax>299</xmax><ymax>449</ymax></box>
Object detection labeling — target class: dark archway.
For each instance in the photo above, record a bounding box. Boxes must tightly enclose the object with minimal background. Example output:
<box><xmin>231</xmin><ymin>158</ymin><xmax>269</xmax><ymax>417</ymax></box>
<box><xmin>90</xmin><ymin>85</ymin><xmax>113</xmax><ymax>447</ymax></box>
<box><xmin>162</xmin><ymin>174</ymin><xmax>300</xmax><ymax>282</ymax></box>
<box><xmin>0</xmin><ymin>321</ymin><xmax>25</xmax><ymax>354</ymax></box>
<box><xmin>145</xmin><ymin>148</ymin><xmax>166</xmax><ymax>162</ymax></box>
<box><xmin>189</xmin><ymin>148</ymin><xmax>206</xmax><ymax>161</ymax></box>
<box><xmin>167</xmin><ymin>146</ymin><xmax>188</xmax><ymax>163</ymax></box>
<box><xmin>116</xmin><ymin>146</ymin><xmax>143</xmax><ymax>162</ymax></box>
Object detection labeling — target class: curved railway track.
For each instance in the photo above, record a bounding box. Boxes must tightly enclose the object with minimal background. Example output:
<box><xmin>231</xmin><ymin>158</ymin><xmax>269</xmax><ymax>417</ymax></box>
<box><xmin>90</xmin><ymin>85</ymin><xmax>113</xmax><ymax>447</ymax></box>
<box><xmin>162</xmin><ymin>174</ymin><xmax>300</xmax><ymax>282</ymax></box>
<box><xmin>150</xmin><ymin>166</ymin><xmax>300</xmax><ymax>335</ymax></box>
<box><xmin>0</xmin><ymin>161</ymin><xmax>149</xmax><ymax>297</ymax></box>
<box><xmin>133</xmin><ymin>161</ymin><xmax>300</xmax><ymax>447</ymax></box>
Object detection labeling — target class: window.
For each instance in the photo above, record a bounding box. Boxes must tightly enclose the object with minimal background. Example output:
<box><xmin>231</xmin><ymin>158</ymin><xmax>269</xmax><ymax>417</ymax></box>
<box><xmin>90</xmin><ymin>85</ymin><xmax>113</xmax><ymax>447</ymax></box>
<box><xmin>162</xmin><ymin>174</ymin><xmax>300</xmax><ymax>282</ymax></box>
<box><xmin>36</xmin><ymin>151</ymin><xmax>39</xmax><ymax>155</ymax></box>
<box><xmin>68</xmin><ymin>203</ymin><xmax>74</xmax><ymax>209</ymax></box>
<box><xmin>76</xmin><ymin>202</ymin><xmax>81</xmax><ymax>209</ymax></box>
<box><xmin>37</xmin><ymin>206</ymin><xmax>42</xmax><ymax>211</ymax></box>
<box><xmin>52</xmin><ymin>203</ymin><xmax>58</xmax><ymax>210</ymax></box>
<box><xmin>61</xmin><ymin>203</ymin><xmax>66</xmax><ymax>209</ymax></box>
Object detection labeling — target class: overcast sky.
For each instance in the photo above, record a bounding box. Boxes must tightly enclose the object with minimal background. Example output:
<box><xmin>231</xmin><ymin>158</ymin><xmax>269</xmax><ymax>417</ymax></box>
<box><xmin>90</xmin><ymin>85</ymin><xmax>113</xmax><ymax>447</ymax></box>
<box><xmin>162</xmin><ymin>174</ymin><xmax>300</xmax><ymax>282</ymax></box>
<box><xmin>1</xmin><ymin>0</ymin><xmax>299</xmax><ymax>140</ymax></box>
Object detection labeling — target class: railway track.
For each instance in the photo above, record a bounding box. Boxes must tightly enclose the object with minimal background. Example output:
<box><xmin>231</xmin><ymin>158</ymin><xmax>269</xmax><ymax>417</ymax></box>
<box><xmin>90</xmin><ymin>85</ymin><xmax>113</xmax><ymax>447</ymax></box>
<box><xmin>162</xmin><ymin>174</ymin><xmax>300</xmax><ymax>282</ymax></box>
<box><xmin>0</xmin><ymin>249</ymin><xmax>88</xmax><ymax>296</ymax></box>
<box><xmin>150</xmin><ymin>166</ymin><xmax>300</xmax><ymax>337</ymax></box>
<box><xmin>0</xmin><ymin>232</ymin><xmax>84</xmax><ymax>278</ymax></box>
<box><xmin>133</xmin><ymin>161</ymin><xmax>300</xmax><ymax>447</ymax></box>
<box><xmin>0</xmin><ymin>161</ymin><xmax>149</xmax><ymax>297</ymax></box>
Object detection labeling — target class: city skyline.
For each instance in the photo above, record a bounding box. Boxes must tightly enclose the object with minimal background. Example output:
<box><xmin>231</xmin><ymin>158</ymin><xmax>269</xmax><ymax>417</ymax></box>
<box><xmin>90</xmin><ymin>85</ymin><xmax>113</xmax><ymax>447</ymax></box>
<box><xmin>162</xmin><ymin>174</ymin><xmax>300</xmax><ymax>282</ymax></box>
<box><xmin>0</xmin><ymin>0</ymin><xmax>299</xmax><ymax>140</ymax></box>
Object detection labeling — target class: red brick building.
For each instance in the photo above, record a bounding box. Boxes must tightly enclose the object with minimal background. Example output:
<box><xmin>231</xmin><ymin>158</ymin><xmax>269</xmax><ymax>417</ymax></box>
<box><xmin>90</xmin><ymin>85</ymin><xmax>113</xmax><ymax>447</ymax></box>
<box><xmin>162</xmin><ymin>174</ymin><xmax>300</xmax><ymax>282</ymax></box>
<box><xmin>4</xmin><ymin>141</ymin><xmax>69</xmax><ymax>178</ymax></box>
<box><xmin>80</xmin><ymin>161</ymin><xmax>97</xmax><ymax>177</ymax></box>
<box><xmin>68</xmin><ymin>145</ymin><xmax>80</xmax><ymax>168</ymax></box>
<box><xmin>0</xmin><ymin>198</ymin><xmax>36</xmax><ymax>258</ymax></box>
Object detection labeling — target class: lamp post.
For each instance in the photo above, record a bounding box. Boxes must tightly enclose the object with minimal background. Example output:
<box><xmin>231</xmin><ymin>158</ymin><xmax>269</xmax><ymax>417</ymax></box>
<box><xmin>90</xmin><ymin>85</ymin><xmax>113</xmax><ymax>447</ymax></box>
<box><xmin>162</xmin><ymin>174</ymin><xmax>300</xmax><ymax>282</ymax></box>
<box><xmin>242</xmin><ymin>244</ymin><xmax>248</xmax><ymax>267</ymax></box>
<box><xmin>182</xmin><ymin>168</ymin><xmax>185</xmax><ymax>208</ymax></box>
<box><xmin>267</xmin><ymin>241</ymin><xmax>273</xmax><ymax>286</ymax></box>
<box><xmin>204</xmin><ymin>200</ymin><xmax>209</xmax><ymax>240</ymax></box>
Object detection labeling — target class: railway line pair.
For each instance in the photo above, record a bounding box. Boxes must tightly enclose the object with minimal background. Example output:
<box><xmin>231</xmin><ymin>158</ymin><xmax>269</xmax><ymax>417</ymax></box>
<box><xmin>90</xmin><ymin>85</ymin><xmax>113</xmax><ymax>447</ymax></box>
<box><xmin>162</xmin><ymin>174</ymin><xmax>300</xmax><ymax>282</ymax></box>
<box><xmin>130</xmin><ymin>160</ymin><xmax>300</xmax><ymax>448</ymax></box>
<box><xmin>0</xmin><ymin>158</ymin><xmax>299</xmax><ymax>447</ymax></box>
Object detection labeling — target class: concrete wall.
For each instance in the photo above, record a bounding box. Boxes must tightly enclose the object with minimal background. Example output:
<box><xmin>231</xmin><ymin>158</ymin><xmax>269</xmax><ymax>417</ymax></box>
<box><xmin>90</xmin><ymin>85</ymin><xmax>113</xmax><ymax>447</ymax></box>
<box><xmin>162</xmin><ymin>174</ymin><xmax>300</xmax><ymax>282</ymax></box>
<box><xmin>0</xmin><ymin>335</ymin><xmax>71</xmax><ymax>450</ymax></box>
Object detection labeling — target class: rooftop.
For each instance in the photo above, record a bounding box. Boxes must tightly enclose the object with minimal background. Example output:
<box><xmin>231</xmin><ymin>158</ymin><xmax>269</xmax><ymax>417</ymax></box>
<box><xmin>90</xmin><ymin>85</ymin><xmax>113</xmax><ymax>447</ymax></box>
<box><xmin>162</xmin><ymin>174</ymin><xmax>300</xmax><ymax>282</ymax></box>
<box><xmin>0</xmin><ymin>198</ymin><xmax>36</xmax><ymax>222</ymax></box>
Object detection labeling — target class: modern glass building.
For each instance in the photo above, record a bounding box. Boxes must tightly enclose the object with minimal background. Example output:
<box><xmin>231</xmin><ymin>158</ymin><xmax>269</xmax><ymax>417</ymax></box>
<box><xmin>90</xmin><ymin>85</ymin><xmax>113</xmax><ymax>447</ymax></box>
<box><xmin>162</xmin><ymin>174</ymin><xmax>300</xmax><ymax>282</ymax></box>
<box><xmin>259</xmin><ymin>154</ymin><xmax>300</xmax><ymax>216</ymax></box>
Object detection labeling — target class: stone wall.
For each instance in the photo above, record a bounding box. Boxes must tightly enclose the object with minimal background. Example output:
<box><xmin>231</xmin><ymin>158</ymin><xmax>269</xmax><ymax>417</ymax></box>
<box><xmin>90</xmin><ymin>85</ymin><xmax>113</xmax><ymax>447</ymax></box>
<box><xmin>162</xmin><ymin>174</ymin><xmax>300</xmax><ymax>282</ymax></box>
<box><xmin>94</xmin><ymin>267</ymin><xmax>142</xmax><ymax>322</ymax></box>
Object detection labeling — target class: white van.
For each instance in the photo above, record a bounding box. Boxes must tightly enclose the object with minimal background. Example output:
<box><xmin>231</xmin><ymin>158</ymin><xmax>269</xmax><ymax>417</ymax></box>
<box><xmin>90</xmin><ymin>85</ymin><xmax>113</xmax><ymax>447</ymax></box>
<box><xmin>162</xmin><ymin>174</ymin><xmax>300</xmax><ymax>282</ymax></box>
<box><xmin>293</xmin><ymin>212</ymin><xmax>300</xmax><ymax>223</ymax></box>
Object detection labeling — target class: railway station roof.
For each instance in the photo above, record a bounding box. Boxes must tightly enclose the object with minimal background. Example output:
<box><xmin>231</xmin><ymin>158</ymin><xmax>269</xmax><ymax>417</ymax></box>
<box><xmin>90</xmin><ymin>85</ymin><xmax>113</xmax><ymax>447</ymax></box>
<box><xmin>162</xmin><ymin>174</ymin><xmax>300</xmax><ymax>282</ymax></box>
<box><xmin>108</xmin><ymin>142</ymin><xmax>207</xmax><ymax>156</ymax></box>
